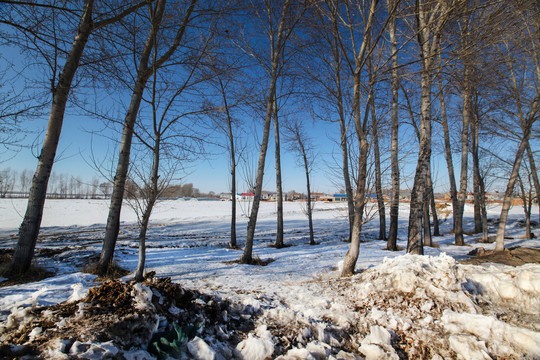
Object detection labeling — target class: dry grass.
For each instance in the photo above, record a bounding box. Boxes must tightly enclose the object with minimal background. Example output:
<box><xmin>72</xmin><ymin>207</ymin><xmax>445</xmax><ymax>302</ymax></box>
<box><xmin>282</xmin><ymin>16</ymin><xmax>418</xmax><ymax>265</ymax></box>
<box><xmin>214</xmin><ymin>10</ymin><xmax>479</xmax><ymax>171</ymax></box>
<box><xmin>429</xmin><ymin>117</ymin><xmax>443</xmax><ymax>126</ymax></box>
<box><xmin>461</xmin><ymin>246</ymin><xmax>540</xmax><ymax>266</ymax></box>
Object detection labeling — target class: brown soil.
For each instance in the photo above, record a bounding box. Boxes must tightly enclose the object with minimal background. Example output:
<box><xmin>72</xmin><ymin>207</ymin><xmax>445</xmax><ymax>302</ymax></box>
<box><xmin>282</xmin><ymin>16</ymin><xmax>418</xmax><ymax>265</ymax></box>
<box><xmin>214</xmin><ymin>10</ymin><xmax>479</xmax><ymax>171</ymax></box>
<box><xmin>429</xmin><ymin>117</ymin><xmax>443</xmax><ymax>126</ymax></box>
<box><xmin>460</xmin><ymin>246</ymin><xmax>540</xmax><ymax>266</ymax></box>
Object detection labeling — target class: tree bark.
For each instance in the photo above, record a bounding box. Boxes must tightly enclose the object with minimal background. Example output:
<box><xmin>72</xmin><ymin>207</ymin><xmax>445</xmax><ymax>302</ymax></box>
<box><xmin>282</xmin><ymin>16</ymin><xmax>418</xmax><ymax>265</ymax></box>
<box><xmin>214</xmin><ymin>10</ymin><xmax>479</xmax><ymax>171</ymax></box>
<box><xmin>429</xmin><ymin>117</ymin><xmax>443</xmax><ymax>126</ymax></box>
<box><xmin>10</xmin><ymin>0</ymin><xmax>95</xmax><ymax>275</ymax></box>
<box><xmin>326</xmin><ymin>4</ymin><xmax>354</xmax><ymax>242</ymax></box>
<box><xmin>407</xmin><ymin>68</ymin><xmax>430</xmax><ymax>255</ymax></box>
<box><xmin>408</xmin><ymin>0</ymin><xmax>448</xmax><ymax>255</ymax></box>
<box><xmin>134</xmin><ymin>140</ymin><xmax>160</xmax><ymax>282</ymax></box>
<box><xmin>273</xmin><ymin>98</ymin><xmax>285</xmax><ymax>248</ymax></box>
<box><xmin>428</xmin><ymin>168</ymin><xmax>440</xmax><ymax>236</ymax></box>
<box><xmin>454</xmin><ymin>63</ymin><xmax>471</xmax><ymax>246</ymax></box>
<box><xmin>423</xmin><ymin>191</ymin><xmax>432</xmax><ymax>247</ymax></box>
<box><xmin>387</xmin><ymin>0</ymin><xmax>400</xmax><ymax>251</ymax></box>
<box><xmin>518</xmin><ymin>176</ymin><xmax>532</xmax><ymax>240</ymax></box>
<box><xmin>495</xmin><ymin>32</ymin><xmax>539</xmax><ymax>251</ymax></box>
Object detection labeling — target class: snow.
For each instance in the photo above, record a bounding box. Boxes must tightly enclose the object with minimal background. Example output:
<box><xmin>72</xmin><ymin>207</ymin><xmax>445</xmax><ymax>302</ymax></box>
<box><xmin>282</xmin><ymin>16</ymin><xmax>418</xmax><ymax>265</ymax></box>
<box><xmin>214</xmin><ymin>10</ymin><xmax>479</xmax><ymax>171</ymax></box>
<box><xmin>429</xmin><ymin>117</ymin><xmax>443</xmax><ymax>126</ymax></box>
<box><xmin>461</xmin><ymin>262</ymin><xmax>540</xmax><ymax>314</ymax></box>
<box><xmin>0</xmin><ymin>272</ymin><xmax>97</xmax><ymax>322</ymax></box>
<box><xmin>236</xmin><ymin>325</ymin><xmax>275</xmax><ymax>360</ymax></box>
<box><xmin>0</xmin><ymin>199</ymin><xmax>539</xmax><ymax>358</ymax></box>
<box><xmin>187</xmin><ymin>337</ymin><xmax>218</xmax><ymax>360</ymax></box>
<box><xmin>358</xmin><ymin>326</ymin><xmax>399</xmax><ymax>360</ymax></box>
<box><xmin>442</xmin><ymin>310</ymin><xmax>540</xmax><ymax>357</ymax></box>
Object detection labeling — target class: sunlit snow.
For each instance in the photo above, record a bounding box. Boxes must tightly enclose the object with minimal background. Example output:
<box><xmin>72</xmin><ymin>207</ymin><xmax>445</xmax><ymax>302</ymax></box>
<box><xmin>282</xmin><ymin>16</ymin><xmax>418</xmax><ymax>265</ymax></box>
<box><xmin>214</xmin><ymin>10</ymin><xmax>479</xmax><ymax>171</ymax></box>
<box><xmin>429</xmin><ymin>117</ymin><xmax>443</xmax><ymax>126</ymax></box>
<box><xmin>1</xmin><ymin>199</ymin><xmax>539</xmax><ymax>359</ymax></box>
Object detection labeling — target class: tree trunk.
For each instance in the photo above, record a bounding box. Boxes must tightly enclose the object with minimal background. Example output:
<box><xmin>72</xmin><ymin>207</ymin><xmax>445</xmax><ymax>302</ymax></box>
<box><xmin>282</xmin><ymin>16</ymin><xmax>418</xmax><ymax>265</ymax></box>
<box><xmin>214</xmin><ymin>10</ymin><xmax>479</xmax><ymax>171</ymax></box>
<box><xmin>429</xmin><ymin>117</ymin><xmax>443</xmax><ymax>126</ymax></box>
<box><xmin>329</xmin><ymin>9</ymin><xmax>354</xmax><ymax>242</ymax></box>
<box><xmin>372</xmin><ymin>98</ymin><xmax>386</xmax><ymax>241</ymax></box>
<box><xmin>337</xmin><ymin>75</ymin><xmax>354</xmax><ymax>243</ymax></box>
<box><xmin>473</xmin><ymin>172</ymin><xmax>482</xmax><ymax>233</ymax></box>
<box><xmin>387</xmin><ymin>0</ymin><xmax>400</xmax><ymax>251</ymax></box>
<box><xmin>495</xmin><ymin>131</ymin><xmax>532</xmax><ymax>251</ymax></box>
<box><xmin>273</xmin><ymin>98</ymin><xmax>285</xmax><ymax>248</ymax></box>
<box><xmin>10</xmin><ymin>0</ymin><xmax>95</xmax><ymax>275</ymax></box>
<box><xmin>454</xmin><ymin>64</ymin><xmax>471</xmax><ymax>246</ymax></box>
<box><xmin>407</xmin><ymin>68</ymin><xmax>431</xmax><ymax>256</ymax></box>
<box><xmin>134</xmin><ymin>133</ymin><xmax>161</xmax><ymax>282</ymax></box>
<box><xmin>518</xmin><ymin>176</ymin><xmax>532</xmax><ymax>240</ymax></box>
<box><xmin>471</xmin><ymin>104</ymin><xmax>488</xmax><ymax>241</ymax></box>
<box><xmin>438</xmin><ymin>67</ymin><xmax>459</xmax><ymax>235</ymax></box>
<box><xmin>341</xmin><ymin>137</ymin><xmax>368</xmax><ymax>276</ymax></box>
<box><xmin>241</xmin><ymin>0</ymin><xmax>290</xmax><ymax>264</ymax></box>
<box><xmin>230</xmin><ymin>156</ymin><xmax>237</xmax><ymax>248</ymax></box>
<box><xmin>407</xmin><ymin>0</ymin><xmax>448</xmax><ymax>255</ymax></box>
<box><xmin>423</xmin><ymin>192</ymin><xmax>432</xmax><ymax>247</ymax></box>
<box><xmin>135</xmin><ymin>199</ymin><xmax>155</xmax><ymax>282</ymax></box>
<box><xmin>301</xmin><ymin>145</ymin><xmax>315</xmax><ymax>245</ymax></box>
<box><xmin>427</xmin><ymin>164</ymin><xmax>440</xmax><ymax>236</ymax></box>
<box><xmin>525</xmin><ymin>142</ymin><xmax>540</xmax><ymax>224</ymax></box>
<box><xmin>341</xmin><ymin>0</ymin><xmax>378</xmax><ymax>274</ymax></box>
<box><xmin>221</xmin><ymin>79</ymin><xmax>237</xmax><ymax>248</ymax></box>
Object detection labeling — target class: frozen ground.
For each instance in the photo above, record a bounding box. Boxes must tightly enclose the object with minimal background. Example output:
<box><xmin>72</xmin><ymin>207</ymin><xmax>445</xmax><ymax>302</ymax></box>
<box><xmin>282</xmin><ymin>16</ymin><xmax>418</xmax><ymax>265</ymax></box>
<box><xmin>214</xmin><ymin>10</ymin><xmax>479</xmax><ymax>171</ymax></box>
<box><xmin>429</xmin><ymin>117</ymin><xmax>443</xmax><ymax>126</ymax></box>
<box><xmin>0</xmin><ymin>199</ymin><xmax>539</xmax><ymax>359</ymax></box>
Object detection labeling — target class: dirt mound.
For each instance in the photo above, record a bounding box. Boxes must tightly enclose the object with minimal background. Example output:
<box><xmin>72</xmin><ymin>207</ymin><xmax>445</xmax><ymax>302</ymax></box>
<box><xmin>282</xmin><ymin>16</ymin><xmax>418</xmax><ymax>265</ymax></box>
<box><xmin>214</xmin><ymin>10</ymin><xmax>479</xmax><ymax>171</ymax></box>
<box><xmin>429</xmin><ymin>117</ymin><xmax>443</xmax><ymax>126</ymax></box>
<box><xmin>0</xmin><ymin>277</ymin><xmax>258</xmax><ymax>359</ymax></box>
<box><xmin>462</xmin><ymin>246</ymin><xmax>540</xmax><ymax>266</ymax></box>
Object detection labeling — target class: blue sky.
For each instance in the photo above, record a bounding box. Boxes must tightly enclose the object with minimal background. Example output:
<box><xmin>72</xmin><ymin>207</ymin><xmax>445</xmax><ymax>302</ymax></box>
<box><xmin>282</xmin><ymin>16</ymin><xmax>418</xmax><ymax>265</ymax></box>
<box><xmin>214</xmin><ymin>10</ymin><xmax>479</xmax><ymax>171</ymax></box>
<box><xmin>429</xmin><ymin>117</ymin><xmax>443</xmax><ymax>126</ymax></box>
<box><xmin>2</xmin><ymin>100</ymin><xmax>346</xmax><ymax>194</ymax></box>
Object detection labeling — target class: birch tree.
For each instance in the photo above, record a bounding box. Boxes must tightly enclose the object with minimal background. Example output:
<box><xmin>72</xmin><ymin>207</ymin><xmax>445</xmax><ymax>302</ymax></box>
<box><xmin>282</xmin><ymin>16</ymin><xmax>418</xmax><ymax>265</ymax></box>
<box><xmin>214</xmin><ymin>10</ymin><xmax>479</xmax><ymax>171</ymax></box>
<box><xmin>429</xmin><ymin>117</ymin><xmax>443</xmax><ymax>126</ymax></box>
<box><xmin>386</xmin><ymin>0</ymin><xmax>400</xmax><ymax>251</ymax></box>
<box><xmin>407</xmin><ymin>0</ymin><xmax>452</xmax><ymax>255</ymax></box>
<box><xmin>493</xmin><ymin>4</ymin><xmax>539</xmax><ymax>251</ymax></box>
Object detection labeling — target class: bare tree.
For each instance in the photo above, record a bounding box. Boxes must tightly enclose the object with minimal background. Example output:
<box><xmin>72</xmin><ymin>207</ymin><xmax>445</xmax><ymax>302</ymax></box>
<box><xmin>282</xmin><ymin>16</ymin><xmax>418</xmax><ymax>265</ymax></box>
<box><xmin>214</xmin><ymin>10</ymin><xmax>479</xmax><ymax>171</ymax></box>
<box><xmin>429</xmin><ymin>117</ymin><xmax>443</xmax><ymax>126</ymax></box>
<box><xmin>203</xmin><ymin>50</ymin><xmax>250</xmax><ymax>249</ymax></box>
<box><xmin>98</xmin><ymin>0</ymin><xmax>200</xmax><ymax>275</ymax></box>
<box><xmin>284</xmin><ymin>118</ymin><xmax>316</xmax><ymax>245</ymax></box>
<box><xmin>0</xmin><ymin>168</ymin><xmax>16</xmax><ymax>197</ymax></box>
<box><xmin>240</xmin><ymin>0</ymin><xmax>302</xmax><ymax>264</ymax></box>
<box><xmin>273</xmin><ymin>98</ymin><xmax>286</xmax><ymax>248</ymax></box>
<box><xmin>341</xmin><ymin>0</ymin><xmax>385</xmax><ymax>276</ymax></box>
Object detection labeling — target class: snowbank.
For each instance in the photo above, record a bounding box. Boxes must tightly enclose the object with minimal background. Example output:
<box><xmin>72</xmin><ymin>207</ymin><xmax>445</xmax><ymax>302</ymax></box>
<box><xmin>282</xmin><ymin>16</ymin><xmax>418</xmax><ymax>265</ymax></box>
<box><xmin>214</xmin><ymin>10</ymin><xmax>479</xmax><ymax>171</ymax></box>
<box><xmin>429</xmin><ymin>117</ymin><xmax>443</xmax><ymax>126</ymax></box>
<box><xmin>342</xmin><ymin>254</ymin><xmax>540</xmax><ymax>359</ymax></box>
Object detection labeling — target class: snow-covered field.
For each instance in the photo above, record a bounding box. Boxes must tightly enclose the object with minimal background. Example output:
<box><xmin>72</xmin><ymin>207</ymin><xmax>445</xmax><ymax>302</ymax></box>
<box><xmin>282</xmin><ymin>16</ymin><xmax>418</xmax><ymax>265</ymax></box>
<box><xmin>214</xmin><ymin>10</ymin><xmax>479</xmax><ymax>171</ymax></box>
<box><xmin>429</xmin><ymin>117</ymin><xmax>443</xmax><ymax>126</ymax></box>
<box><xmin>0</xmin><ymin>199</ymin><xmax>539</xmax><ymax>359</ymax></box>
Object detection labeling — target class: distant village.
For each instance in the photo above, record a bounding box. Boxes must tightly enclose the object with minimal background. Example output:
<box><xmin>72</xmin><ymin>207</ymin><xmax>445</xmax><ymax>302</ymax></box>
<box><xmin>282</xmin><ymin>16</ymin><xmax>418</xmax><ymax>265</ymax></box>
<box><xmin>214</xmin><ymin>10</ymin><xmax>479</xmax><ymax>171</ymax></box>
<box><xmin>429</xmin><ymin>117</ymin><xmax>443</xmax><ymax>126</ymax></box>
<box><xmin>216</xmin><ymin>190</ymin><xmax>533</xmax><ymax>205</ymax></box>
